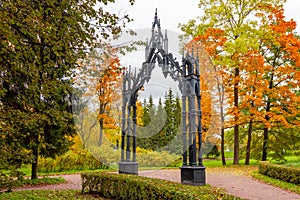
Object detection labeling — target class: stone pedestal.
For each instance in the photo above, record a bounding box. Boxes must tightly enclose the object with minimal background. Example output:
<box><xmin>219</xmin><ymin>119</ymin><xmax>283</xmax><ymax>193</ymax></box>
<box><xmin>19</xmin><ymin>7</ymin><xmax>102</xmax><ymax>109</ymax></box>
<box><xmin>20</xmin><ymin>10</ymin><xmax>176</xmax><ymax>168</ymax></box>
<box><xmin>180</xmin><ymin>166</ymin><xmax>206</xmax><ymax>185</ymax></box>
<box><xmin>119</xmin><ymin>161</ymin><xmax>138</xmax><ymax>175</ymax></box>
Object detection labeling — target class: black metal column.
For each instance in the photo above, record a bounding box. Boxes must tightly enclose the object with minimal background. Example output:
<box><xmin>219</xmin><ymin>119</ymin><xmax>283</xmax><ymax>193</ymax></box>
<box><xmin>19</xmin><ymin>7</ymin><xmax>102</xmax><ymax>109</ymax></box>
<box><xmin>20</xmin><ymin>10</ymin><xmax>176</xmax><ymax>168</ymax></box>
<box><xmin>180</xmin><ymin>50</ymin><xmax>206</xmax><ymax>186</ymax></box>
<box><xmin>182</xmin><ymin>94</ymin><xmax>187</xmax><ymax>166</ymax></box>
<box><xmin>119</xmin><ymin>103</ymin><xmax>138</xmax><ymax>175</ymax></box>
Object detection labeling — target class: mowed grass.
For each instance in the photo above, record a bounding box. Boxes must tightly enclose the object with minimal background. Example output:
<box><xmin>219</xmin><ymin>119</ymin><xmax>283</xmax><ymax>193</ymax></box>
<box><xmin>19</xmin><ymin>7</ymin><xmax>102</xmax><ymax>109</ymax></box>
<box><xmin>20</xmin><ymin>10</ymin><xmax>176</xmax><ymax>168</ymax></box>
<box><xmin>18</xmin><ymin>164</ymin><xmax>114</xmax><ymax>177</ymax></box>
<box><xmin>21</xmin><ymin>177</ymin><xmax>66</xmax><ymax>186</ymax></box>
<box><xmin>251</xmin><ymin>171</ymin><xmax>300</xmax><ymax>195</ymax></box>
<box><xmin>284</xmin><ymin>162</ymin><xmax>300</xmax><ymax>167</ymax></box>
<box><xmin>271</xmin><ymin>156</ymin><xmax>300</xmax><ymax>167</ymax></box>
<box><xmin>0</xmin><ymin>190</ymin><xmax>107</xmax><ymax>200</ymax></box>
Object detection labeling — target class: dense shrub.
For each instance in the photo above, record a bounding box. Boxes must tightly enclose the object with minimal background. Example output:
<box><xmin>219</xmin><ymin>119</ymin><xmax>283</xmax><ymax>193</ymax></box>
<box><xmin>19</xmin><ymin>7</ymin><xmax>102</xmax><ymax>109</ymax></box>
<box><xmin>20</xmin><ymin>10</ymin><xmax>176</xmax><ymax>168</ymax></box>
<box><xmin>259</xmin><ymin>161</ymin><xmax>300</xmax><ymax>184</ymax></box>
<box><xmin>293</xmin><ymin>150</ymin><xmax>300</xmax><ymax>156</ymax></box>
<box><xmin>205</xmin><ymin>145</ymin><xmax>220</xmax><ymax>158</ymax></box>
<box><xmin>38</xmin><ymin>142</ymin><xmax>181</xmax><ymax>173</ymax></box>
<box><xmin>137</xmin><ymin>150</ymin><xmax>180</xmax><ymax>167</ymax></box>
<box><xmin>81</xmin><ymin>172</ymin><xmax>241</xmax><ymax>200</ymax></box>
<box><xmin>38</xmin><ymin>148</ymin><xmax>108</xmax><ymax>173</ymax></box>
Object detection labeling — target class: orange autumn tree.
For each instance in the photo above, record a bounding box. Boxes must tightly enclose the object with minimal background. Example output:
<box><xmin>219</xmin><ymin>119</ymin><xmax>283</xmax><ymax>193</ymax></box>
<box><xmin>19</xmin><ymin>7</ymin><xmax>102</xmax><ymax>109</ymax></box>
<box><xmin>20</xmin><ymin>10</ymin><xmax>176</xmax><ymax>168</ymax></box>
<box><xmin>77</xmin><ymin>44</ymin><xmax>122</xmax><ymax>147</ymax></box>
<box><xmin>96</xmin><ymin>46</ymin><xmax>122</xmax><ymax>146</ymax></box>
<box><xmin>188</xmin><ymin>28</ymin><xmax>228</xmax><ymax>165</ymax></box>
<box><xmin>238</xmin><ymin>49</ymin><xmax>265</xmax><ymax>164</ymax></box>
<box><xmin>254</xmin><ymin>6</ymin><xmax>300</xmax><ymax>160</ymax></box>
<box><xmin>188</xmin><ymin>27</ymin><xmax>266</xmax><ymax>165</ymax></box>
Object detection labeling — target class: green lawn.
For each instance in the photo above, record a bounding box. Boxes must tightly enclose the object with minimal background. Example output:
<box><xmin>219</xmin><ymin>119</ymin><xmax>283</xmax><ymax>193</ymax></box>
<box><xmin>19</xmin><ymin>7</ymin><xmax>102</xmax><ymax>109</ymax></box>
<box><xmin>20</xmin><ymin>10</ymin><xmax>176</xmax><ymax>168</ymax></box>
<box><xmin>284</xmin><ymin>162</ymin><xmax>300</xmax><ymax>167</ymax></box>
<box><xmin>0</xmin><ymin>190</ymin><xmax>107</xmax><ymax>200</ymax></box>
<box><xmin>19</xmin><ymin>164</ymin><xmax>115</xmax><ymax>177</ymax></box>
<box><xmin>271</xmin><ymin>155</ymin><xmax>300</xmax><ymax>163</ymax></box>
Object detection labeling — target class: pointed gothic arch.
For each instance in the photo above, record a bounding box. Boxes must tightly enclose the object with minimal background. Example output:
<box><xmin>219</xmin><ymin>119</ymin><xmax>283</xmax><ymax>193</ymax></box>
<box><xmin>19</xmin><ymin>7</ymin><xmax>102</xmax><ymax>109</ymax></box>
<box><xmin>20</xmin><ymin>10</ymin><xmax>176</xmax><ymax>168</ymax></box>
<box><xmin>119</xmin><ymin>9</ymin><xmax>206</xmax><ymax>185</ymax></box>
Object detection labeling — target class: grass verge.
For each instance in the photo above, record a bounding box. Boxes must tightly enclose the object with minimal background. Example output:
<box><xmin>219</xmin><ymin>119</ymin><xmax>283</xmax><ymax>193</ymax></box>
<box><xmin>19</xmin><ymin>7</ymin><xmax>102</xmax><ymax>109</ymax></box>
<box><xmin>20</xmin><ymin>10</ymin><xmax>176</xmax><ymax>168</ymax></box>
<box><xmin>0</xmin><ymin>190</ymin><xmax>107</xmax><ymax>200</ymax></box>
<box><xmin>21</xmin><ymin>177</ymin><xmax>66</xmax><ymax>187</ymax></box>
<box><xmin>0</xmin><ymin>176</ymin><xmax>66</xmax><ymax>193</ymax></box>
<box><xmin>19</xmin><ymin>164</ymin><xmax>115</xmax><ymax>177</ymax></box>
<box><xmin>251</xmin><ymin>171</ymin><xmax>300</xmax><ymax>195</ymax></box>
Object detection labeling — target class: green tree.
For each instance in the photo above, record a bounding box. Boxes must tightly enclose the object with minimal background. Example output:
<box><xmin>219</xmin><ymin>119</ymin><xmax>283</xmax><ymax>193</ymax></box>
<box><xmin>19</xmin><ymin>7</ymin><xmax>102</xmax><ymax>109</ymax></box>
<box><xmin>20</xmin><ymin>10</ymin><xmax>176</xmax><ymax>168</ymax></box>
<box><xmin>160</xmin><ymin>90</ymin><xmax>181</xmax><ymax>153</ymax></box>
<box><xmin>137</xmin><ymin>96</ymin><xmax>155</xmax><ymax>149</ymax></box>
<box><xmin>137</xmin><ymin>90</ymin><xmax>182</xmax><ymax>153</ymax></box>
<box><xmin>0</xmin><ymin>0</ymin><xmax>134</xmax><ymax>179</ymax></box>
<box><xmin>162</xmin><ymin>95</ymin><xmax>182</xmax><ymax>154</ymax></box>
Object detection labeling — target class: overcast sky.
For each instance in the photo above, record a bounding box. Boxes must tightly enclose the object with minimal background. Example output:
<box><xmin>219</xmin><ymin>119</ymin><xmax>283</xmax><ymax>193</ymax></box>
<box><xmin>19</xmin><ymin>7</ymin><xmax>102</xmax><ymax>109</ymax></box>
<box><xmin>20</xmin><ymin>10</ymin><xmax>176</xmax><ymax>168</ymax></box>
<box><xmin>108</xmin><ymin>0</ymin><xmax>300</xmax><ymax>33</ymax></box>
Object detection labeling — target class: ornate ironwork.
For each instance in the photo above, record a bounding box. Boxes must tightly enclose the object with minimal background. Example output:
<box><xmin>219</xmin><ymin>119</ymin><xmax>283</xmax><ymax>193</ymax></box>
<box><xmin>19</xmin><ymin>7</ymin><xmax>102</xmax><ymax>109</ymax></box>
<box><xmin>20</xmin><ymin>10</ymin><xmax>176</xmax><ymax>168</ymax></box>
<box><xmin>119</xmin><ymin>9</ymin><xmax>206</xmax><ymax>185</ymax></box>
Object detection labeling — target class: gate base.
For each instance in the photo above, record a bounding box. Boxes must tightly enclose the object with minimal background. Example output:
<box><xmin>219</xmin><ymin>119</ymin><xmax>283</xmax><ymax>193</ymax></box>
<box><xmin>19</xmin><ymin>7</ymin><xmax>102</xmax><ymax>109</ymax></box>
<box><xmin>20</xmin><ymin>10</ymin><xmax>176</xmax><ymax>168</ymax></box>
<box><xmin>180</xmin><ymin>165</ymin><xmax>206</xmax><ymax>185</ymax></box>
<box><xmin>118</xmin><ymin>161</ymin><xmax>138</xmax><ymax>175</ymax></box>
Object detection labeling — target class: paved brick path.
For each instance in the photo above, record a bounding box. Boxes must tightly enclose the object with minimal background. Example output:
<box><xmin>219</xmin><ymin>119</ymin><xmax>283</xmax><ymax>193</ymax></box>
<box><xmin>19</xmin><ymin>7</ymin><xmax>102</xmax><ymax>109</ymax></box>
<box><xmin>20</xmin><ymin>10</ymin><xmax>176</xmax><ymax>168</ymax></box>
<box><xmin>139</xmin><ymin>169</ymin><xmax>300</xmax><ymax>200</ymax></box>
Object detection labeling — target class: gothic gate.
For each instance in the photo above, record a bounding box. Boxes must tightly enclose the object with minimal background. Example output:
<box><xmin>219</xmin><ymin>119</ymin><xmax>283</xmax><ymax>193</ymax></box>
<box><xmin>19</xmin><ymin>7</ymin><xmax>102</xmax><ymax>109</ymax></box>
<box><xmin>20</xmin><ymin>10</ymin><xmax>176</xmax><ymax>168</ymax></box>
<box><xmin>119</xmin><ymin>10</ymin><xmax>206</xmax><ymax>185</ymax></box>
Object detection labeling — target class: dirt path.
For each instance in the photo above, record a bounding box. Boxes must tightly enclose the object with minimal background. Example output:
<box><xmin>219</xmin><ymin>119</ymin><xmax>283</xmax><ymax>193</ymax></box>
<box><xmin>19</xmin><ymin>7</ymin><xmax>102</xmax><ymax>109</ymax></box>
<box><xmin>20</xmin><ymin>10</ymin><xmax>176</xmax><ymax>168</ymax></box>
<box><xmin>13</xmin><ymin>169</ymin><xmax>300</xmax><ymax>200</ymax></box>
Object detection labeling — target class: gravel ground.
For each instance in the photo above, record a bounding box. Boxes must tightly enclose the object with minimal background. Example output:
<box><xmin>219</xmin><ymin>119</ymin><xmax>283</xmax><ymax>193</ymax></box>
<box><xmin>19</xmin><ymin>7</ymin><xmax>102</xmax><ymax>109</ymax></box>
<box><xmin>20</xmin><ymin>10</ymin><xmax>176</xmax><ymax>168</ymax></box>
<box><xmin>13</xmin><ymin>169</ymin><xmax>300</xmax><ymax>200</ymax></box>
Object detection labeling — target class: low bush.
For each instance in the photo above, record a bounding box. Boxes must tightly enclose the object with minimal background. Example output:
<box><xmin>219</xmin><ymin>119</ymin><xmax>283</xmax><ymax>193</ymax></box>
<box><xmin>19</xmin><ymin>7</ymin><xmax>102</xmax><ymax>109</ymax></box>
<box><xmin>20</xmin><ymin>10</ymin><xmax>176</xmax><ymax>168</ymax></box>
<box><xmin>137</xmin><ymin>150</ymin><xmax>180</xmax><ymax>168</ymax></box>
<box><xmin>81</xmin><ymin>172</ymin><xmax>241</xmax><ymax>200</ymax></box>
<box><xmin>259</xmin><ymin>161</ymin><xmax>300</xmax><ymax>184</ymax></box>
<box><xmin>38</xmin><ymin>148</ymin><xmax>108</xmax><ymax>173</ymax></box>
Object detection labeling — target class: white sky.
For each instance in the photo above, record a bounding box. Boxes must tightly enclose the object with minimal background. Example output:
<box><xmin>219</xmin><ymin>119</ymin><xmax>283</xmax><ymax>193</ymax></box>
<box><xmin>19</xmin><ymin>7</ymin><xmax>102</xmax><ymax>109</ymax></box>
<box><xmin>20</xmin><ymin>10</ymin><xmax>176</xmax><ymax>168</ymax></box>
<box><xmin>108</xmin><ymin>0</ymin><xmax>300</xmax><ymax>33</ymax></box>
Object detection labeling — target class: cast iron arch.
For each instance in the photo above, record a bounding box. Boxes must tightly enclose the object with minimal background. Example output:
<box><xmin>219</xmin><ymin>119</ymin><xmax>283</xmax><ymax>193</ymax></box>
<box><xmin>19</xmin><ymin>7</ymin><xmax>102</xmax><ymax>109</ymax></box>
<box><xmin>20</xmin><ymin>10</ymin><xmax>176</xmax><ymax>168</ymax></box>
<box><xmin>119</xmin><ymin>9</ymin><xmax>206</xmax><ymax>185</ymax></box>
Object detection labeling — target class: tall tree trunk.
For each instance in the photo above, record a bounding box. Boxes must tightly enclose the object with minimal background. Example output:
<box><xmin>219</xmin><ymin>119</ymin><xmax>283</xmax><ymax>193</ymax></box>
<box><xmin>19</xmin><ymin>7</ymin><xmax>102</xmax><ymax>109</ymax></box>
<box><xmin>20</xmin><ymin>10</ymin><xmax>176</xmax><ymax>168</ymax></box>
<box><xmin>220</xmin><ymin>94</ymin><xmax>226</xmax><ymax>166</ymax></box>
<box><xmin>214</xmin><ymin>64</ymin><xmax>226</xmax><ymax>166</ymax></box>
<box><xmin>262</xmin><ymin>127</ymin><xmax>269</xmax><ymax>161</ymax></box>
<box><xmin>31</xmin><ymin>147</ymin><xmax>38</xmax><ymax>179</ymax></box>
<box><xmin>245</xmin><ymin>119</ymin><xmax>253</xmax><ymax>165</ymax></box>
<box><xmin>233</xmin><ymin>68</ymin><xmax>239</xmax><ymax>165</ymax></box>
<box><xmin>98</xmin><ymin>119</ymin><xmax>104</xmax><ymax>146</ymax></box>
<box><xmin>262</xmin><ymin>100</ymin><xmax>271</xmax><ymax>161</ymax></box>
<box><xmin>262</xmin><ymin>71</ymin><xmax>273</xmax><ymax>161</ymax></box>
<box><xmin>221</xmin><ymin>127</ymin><xmax>226</xmax><ymax>166</ymax></box>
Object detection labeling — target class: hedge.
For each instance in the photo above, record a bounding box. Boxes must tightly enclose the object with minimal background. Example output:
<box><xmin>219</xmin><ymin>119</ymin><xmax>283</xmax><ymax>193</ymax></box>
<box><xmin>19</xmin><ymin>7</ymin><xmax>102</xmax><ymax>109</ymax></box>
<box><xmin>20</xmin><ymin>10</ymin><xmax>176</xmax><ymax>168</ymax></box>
<box><xmin>81</xmin><ymin>172</ymin><xmax>241</xmax><ymax>200</ymax></box>
<box><xmin>259</xmin><ymin>161</ymin><xmax>300</xmax><ymax>184</ymax></box>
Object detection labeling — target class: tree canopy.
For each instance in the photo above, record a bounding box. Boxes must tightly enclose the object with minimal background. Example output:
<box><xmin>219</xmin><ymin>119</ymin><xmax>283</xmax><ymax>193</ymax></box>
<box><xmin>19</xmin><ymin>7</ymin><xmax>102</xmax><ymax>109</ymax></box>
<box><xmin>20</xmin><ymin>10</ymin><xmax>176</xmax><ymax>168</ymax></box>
<box><xmin>0</xmin><ymin>0</ymin><xmax>134</xmax><ymax>179</ymax></box>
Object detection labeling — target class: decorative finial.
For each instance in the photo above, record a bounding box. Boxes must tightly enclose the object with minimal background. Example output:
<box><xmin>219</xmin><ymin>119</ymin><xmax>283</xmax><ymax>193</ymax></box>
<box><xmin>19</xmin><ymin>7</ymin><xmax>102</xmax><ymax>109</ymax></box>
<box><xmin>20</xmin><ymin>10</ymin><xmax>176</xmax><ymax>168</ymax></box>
<box><xmin>153</xmin><ymin>8</ymin><xmax>158</xmax><ymax>28</ymax></box>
